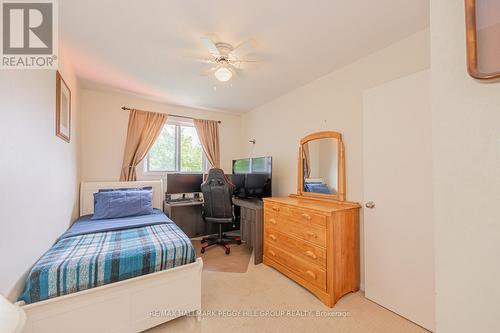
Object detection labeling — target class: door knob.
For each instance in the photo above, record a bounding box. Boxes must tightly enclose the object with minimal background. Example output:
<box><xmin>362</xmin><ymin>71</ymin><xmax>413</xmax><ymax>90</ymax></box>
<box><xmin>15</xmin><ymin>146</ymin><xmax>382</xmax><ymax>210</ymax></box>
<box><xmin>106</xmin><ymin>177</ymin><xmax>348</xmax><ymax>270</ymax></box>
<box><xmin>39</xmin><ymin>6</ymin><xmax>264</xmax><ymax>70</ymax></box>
<box><xmin>365</xmin><ymin>201</ymin><xmax>376</xmax><ymax>209</ymax></box>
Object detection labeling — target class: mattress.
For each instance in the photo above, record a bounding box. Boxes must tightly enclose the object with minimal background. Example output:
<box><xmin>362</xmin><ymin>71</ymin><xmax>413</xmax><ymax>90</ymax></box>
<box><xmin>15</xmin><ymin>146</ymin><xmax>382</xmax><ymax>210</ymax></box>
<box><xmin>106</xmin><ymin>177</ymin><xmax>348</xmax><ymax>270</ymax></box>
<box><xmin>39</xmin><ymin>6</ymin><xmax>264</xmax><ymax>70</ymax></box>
<box><xmin>19</xmin><ymin>210</ymin><xmax>195</xmax><ymax>304</ymax></box>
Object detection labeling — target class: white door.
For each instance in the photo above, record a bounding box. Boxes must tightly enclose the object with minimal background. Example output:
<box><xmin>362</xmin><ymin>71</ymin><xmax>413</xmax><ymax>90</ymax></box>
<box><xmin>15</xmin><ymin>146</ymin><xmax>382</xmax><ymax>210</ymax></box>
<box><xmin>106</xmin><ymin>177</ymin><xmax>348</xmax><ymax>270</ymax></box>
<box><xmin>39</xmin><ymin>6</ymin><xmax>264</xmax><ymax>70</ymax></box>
<box><xmin>362</xmin><ymin>70</ymin><xmax>434</xmax><ymax>331</ymax></box>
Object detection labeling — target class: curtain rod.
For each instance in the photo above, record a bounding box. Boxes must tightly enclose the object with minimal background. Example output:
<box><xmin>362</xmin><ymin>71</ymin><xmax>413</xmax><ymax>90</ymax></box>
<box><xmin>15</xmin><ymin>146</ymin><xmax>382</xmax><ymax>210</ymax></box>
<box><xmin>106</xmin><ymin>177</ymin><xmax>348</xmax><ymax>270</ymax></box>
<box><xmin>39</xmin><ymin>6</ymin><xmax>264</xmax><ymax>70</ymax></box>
<box><xmin>121</xmin><ymin>106</ymin><xmax>221</xmax><ymax>124</ymax></box>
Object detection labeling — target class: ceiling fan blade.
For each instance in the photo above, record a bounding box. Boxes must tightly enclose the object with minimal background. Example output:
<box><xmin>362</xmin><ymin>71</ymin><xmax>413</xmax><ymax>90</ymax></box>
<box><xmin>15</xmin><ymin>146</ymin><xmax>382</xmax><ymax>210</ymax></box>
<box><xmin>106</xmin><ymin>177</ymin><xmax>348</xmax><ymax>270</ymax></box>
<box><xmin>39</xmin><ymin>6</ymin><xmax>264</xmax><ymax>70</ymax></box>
<box><xmin>231</xmin><ymin>59</ymin><xmax>259</xmax><ymax>63</ymax></box>
<box><xmin>200</xmin><ymin>36</ymin><xmax>220</xmax><ymax>57</ymax></box>
<box><xmin>183</xmin><ymin>56</ymin><xmax>217</xmax><ymax>64</ymax></box>
<box><xmin>199</xmin><ymin>65</ymin><xmax>219</xmax><ymax>76</ymax></box>
<box><xmin>228</xmin><ymin>59</ymin><xmax>259</xmax><ymax>70</ymax></box>
<box><xmin>193</xmin><ymin>57</ymin><xmax>217</xmax><ymax>64</ymax></box>
<box><xmin>229</xmin><ymin>39</ymin><xmax>257</xmax><ymax>60</ymax></box>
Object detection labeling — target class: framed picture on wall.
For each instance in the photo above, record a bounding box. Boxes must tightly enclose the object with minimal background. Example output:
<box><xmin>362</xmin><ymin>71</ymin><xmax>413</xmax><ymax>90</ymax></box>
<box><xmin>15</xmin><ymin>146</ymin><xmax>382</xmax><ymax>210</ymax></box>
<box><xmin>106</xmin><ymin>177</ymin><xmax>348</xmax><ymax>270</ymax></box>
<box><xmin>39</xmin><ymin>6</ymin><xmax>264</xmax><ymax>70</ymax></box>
<box><xmin>465</xmin><ymin>0</ymin><xmax>500</xmax><ymax>80</ymax></box>
<box><xmin>56</xmin><ymin>71</ymin><xmax>71</xmax><ymax>142</ymax></box>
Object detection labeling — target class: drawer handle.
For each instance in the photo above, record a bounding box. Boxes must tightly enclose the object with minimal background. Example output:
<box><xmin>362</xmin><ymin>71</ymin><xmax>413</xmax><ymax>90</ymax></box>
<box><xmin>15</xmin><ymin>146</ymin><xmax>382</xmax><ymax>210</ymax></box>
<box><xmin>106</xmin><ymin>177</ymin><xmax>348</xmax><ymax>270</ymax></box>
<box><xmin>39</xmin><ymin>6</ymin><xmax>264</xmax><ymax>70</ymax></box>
<box><xmin>268</xmin><ymin>218</ymin><xmax>277</xmax><ymax>225</ymax></box>
<box><xmin>301</xmin><ymin>213</ymin><xmax>311</xmax><ymax>220</ymax></box>
<box><xmin>272</xmin><ymin>206</ymin><xmax>280</xmax><ymax>212</ymax></box>
<box><xmin>305</xmin><ymin>251</ymin><xmax>317</xmax><ymax>259</ymax></box>
<box><xmin>269</xmin><ymin>234</ymin><xmax>277</xmax><ymax>241</ymax></box>
<box><xmin>306</xmin><ymin>231</ymin><xmax>318</xmax><ymax>238</ymax></box>
<box><xmin>305</xmin><ymin>270</ymin><xmax>317</xmax><ymax>280</ymax></box>
<box><xmin>268</xmin><ymin>250</ymin><xmax>276</xmax><ymax>257</ymax></box>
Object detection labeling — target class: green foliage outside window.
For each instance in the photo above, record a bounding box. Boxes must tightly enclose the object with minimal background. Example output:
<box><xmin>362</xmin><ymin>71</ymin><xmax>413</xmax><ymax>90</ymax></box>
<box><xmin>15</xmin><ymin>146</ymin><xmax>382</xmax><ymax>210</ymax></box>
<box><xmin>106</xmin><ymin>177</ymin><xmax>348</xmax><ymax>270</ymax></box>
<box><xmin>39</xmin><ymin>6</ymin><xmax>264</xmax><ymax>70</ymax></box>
<box><xmin>149</xmin><ymin>124</ymin><xmax>176</xmax><ymax>171</ymax></box>
<box><xmin>148</xmin><ymin>123</ymin><xmax>204</xmax><ymax>172</ymax></box>
<box><xmin>180</xmin><ymin>126</ymin><xmax>203</xmax><ymax>172</ymax></box>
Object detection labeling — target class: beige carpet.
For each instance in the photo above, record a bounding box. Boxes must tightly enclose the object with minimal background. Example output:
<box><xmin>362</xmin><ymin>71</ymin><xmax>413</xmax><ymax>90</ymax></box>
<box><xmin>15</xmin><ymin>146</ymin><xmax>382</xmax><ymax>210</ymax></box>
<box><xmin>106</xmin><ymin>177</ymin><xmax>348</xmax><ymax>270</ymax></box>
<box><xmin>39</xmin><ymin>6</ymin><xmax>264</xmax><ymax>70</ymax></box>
<box><xmin>145</xmin><ymin>252</ymin><xmax>429</xmax><ymax>333</ymax></box>
<box><xmin>192</xmin><ymin>240</ymin><xmax>252</xmax><ymax>273</ymax></box>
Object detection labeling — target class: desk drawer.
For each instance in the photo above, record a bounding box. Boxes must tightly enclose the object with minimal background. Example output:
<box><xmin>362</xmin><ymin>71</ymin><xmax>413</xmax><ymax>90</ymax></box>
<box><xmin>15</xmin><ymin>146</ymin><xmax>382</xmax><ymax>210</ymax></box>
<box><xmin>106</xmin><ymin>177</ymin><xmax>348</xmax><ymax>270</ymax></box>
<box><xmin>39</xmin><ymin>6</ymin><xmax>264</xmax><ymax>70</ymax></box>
<box><xmin>265</xmin><ymin>213</ymin><xmax>327</xmax><ymax>248</ymax></box>
<box><xmin>266</xmin><ymin>244</ymin><xmax>326</xmax><ymax>290</ymax></box>
<box><xmin>264</xmin><ymin>229</ymin><xmax>326</xmax><ymax>268</ymax></box>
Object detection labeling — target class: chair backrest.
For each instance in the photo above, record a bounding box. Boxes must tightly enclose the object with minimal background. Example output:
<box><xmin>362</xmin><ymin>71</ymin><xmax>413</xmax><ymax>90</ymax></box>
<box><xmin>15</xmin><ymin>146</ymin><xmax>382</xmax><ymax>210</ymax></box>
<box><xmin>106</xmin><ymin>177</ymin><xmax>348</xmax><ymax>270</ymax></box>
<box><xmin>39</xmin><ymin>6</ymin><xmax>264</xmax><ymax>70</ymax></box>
<box><xmin>201</xmin><ymin>168</ymin><xmax>235</xmax><ymax>222</ymax></box>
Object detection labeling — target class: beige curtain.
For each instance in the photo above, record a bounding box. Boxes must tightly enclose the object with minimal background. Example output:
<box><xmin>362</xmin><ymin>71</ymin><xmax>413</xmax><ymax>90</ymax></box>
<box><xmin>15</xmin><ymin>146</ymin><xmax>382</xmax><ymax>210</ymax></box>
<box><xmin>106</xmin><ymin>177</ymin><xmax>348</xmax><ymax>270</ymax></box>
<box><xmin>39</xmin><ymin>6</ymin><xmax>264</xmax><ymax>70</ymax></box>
<box><xmin>193</xmin><ymin>119</ymin><xmax>220</xmax><ymax>168</ymax></box>
<box><xmin>120</xmin><ymin>109</ymin><xmax>167</xmax><ymax>181</ymax></box>
<box><xmin>303</xmin><ymin>142</ymin><xmax>311</xmax><ymax>178</ymax></box>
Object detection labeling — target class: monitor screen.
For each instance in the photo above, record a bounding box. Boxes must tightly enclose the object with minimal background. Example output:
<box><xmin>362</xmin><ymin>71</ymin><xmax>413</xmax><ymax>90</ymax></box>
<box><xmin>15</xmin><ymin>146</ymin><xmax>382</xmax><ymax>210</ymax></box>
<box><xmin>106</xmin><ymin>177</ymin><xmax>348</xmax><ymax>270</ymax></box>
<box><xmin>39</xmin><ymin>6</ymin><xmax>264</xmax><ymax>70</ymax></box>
<box><xmin>245</xmin><ymin>173</ymin><xmax>269</xmax><ymax>189</ymax></box>
<box><xmin>166</xmin><ymin>174</ymin><xmax>203</xmax><ymax>194</ymax></box>
<box><xmin>245</xmin><ymin>174</ymin><xmax>271</xmax><ymax>197</ymax></box>
<box><xmin>251</xmin><ymin>157</ymin><xmax>272</xmax><ymax>174</ymax></box>
<box><xmin>233</xmin><ymin>158</ymin><xmax>251</xmax><ymax>174</ymax></box>
<box><xmin>227</xmin><ymin>174</ymin><xmax>245</xmax><ymax>190</ymax></box>
<box><xmin>232</xmin><ymin>157</ymin><xmax>272</xmax><ymax>198</ymax></box>
<box><xmin>232</xmin><ymin>156</ymin><xmax>272</xmax><ymax>174</ymax></box>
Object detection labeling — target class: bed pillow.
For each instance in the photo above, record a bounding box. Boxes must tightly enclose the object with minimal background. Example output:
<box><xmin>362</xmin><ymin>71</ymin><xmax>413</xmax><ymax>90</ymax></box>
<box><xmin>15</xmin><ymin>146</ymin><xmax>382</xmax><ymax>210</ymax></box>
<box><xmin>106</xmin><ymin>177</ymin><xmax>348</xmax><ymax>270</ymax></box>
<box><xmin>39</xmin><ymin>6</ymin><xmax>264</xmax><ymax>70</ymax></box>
<box><xmin>305</xmin><ymin>183</ymin><xmax>331</xmax><ymax>194</ymax></box>
<box><xmin>92</xmin><ymin>189</ymin><xmax>154</xmax><ymax>220</ymax></box>
<box><xmin>94</xmin><ymin>186</ymin><xmax>153</xmax><ymax>206</ymax></box>
<box><xmin>98</xmin><ymin>186</ymin><xmax>153</xmax><ymax>192</ymax></box>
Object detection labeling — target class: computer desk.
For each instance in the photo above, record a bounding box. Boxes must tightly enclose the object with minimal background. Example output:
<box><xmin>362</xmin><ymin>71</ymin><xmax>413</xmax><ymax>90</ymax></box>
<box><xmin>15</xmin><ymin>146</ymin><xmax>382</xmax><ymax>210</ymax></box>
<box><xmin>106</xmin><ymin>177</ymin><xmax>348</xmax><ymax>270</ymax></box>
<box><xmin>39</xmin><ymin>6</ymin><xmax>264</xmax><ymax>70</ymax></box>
<box><xmin>232</xmin><ymin>197</ymin><xmax>264</xmax><ymax>265</ymax></box>
<box><xmin>163</xmin><ymin>199</ymin><xmax>236</xmax><ymax>238</ymax></box>
<box><xmin>164</xmin><ymin>197</ymin><xmax>263</xmax><ymax>264</ymax></box>
<box><xmin>163</xmin><ymin>200</ymin><xmax>208</xmax><ymax>238</ymax></box>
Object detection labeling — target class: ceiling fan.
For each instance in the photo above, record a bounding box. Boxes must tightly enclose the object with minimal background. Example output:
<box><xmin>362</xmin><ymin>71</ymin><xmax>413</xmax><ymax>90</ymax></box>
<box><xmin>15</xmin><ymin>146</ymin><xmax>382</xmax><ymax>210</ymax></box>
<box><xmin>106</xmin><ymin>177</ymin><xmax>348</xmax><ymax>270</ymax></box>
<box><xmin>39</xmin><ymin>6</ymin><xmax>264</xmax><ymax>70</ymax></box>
<box><xmin>194</xmin><ymin>35</ymin><xmax>258</xmax><ymax>82</ymax></box>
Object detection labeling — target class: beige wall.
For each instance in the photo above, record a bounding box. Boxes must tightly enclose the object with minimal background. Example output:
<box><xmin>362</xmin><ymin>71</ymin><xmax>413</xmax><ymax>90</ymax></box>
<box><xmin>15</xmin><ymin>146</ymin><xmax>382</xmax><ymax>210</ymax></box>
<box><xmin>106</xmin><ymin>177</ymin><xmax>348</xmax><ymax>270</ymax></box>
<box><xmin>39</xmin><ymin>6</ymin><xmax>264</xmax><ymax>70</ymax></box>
<box><xmin>0</xmin><ymin>47</ymin><xmax>80</xmax><ymax>299</ymax></box>
<box><xmin>242</xmin><ymin>29</ymin><xmax>430</xmax><ymax>288</ymax></box>
<box><xmin>80</xmin><ymin>88</ymin><xmax>244</xmax><ymax>182</ymax></box>
<box><xmin>431</xmin><ymin>2</ymin><xmax>500</xmax><ymax>332</ymax></box>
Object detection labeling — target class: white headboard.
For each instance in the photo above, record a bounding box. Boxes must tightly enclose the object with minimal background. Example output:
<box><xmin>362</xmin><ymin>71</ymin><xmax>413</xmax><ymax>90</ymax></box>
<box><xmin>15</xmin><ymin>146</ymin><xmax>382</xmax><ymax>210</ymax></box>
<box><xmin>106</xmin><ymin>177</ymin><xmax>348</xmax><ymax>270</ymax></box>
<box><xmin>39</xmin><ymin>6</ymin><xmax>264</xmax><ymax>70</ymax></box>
<box><xmin>80</xmin><ymin>180</ymin><xmax>164</xmax><ymax>216</ymax></box>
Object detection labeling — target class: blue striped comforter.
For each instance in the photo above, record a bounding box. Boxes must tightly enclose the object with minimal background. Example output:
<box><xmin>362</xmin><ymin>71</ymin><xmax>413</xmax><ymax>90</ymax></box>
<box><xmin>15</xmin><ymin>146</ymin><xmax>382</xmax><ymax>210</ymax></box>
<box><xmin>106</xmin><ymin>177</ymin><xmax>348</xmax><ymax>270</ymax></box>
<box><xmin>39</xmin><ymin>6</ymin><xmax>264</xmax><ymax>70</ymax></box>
<box><xmin>19</xmin><ymin>219</ymin><xmax>195</xmax><ymax>304</ymax></box>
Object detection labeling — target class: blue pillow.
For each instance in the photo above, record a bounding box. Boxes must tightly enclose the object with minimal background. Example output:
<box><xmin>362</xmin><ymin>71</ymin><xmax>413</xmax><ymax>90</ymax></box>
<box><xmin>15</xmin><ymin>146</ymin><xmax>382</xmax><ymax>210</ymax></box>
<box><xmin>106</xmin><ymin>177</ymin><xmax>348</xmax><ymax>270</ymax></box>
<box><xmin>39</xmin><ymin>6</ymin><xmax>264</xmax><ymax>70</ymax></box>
<box><xmin>94</xmin><ymin>187</ymin><xmax>153</xmax><ymax>206</ymax></box>
<box><xmin>305</xmin><ymin>183</ymin><xmax>331</xmax><ymax>194</ymax></box>
<box><xmin>92</xmin><ymin>190</ymin><xmax>153</xmax><ymax>220</ymax></box>
<box><xmin>98</xmin><ymin>186</ymin><xmax>153</xmax><ymax>192</ymax></box>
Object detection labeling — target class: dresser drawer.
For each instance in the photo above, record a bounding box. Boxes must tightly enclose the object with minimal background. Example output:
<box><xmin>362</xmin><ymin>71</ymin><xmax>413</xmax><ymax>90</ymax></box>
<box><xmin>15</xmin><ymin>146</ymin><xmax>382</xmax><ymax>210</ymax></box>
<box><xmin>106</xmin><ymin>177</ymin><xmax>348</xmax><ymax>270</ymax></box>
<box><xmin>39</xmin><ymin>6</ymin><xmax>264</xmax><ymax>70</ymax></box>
<box><xmin>265</xmin><ymin>213</ymin><xmax>327</xmax><ymax>248</ymax></box>
<box><xmin>265</xmin><ymin>202</ymin><xmax>289</xmax><ymax>215</ymax></box>
<box><xmin>265</xmin><ymin>203</ymin><xmax>327</xmax><ymax>226</ymax></box>
<box><xmin>288</xmin><ymin>207</ymin><xmax>327</xmax><ymax>227</ymax></box>
<box><xmin>266</xmin><ymin>244</ymin><xmax>326</xmax><ymax>290</ymax></box>
<box><xmin>264</xmin><ymin>229</ymin><xmax>326</xmax><ymax>268</ymax></box>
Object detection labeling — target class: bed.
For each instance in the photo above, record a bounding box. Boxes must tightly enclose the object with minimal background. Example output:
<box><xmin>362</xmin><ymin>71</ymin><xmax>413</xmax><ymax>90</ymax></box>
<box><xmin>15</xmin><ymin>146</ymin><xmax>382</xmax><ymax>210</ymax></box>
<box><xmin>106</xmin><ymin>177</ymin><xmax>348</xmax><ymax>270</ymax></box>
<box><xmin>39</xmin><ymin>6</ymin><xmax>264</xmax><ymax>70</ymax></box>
<box><xmin>16</xmin><ymin>180</ymin><xmax>203</xmax><ymax>333</ymax></box>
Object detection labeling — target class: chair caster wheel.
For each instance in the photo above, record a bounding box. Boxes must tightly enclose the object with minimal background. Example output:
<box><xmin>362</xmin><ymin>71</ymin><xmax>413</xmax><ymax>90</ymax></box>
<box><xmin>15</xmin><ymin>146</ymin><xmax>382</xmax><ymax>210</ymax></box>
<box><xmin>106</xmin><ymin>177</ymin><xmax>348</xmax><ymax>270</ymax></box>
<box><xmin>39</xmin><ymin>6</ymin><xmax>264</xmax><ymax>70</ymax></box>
<box><xmin>225</xmin><ymin>248</ymin><xmax>230</xmax><ymax>255</ymax></box>
<box><xmin>200</xmin><ymin>247</ymin><xmax>205</xmax><ymax>254</ymax></box>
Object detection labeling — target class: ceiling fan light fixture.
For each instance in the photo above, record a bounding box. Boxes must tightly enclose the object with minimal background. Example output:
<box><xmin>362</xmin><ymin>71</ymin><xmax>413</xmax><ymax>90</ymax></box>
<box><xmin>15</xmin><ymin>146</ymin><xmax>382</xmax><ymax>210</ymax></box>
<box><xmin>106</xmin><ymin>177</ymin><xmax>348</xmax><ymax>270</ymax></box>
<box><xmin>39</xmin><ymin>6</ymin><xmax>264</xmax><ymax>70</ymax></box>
<box><xmin>214</xmin><ymin>66</ymin><xmax>232</xmax><ymax>82</ymax></box>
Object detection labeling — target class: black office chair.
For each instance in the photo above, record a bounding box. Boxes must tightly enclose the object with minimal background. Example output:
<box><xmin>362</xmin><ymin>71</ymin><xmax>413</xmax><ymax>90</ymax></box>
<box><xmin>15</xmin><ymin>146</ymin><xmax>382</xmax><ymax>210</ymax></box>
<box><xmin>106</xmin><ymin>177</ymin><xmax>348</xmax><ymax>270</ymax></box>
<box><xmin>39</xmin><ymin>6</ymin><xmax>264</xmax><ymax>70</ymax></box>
<box><xmin>200</xmin><ymin>168</ymin><xmax>241</xmax><ymax>255</ymax></box>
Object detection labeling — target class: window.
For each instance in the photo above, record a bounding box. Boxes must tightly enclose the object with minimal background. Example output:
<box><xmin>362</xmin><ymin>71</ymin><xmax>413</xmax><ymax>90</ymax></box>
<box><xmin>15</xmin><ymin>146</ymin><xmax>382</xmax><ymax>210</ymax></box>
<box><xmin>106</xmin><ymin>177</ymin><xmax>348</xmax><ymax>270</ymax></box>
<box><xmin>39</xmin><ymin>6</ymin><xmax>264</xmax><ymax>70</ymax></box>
<box><xmin>147</xmin><ymin>121</ymin><xmax>206</xmax><ymax>173</ymax></box>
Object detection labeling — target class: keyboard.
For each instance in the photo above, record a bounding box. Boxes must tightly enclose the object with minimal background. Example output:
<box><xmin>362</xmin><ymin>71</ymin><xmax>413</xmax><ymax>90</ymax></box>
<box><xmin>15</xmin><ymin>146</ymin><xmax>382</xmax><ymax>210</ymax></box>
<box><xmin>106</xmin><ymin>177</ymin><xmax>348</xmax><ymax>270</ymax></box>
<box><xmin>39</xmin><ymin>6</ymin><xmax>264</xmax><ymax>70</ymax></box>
<box><xmin>166</xmin><ymin>199</ymin><xmax>203</xmax><ymax>205</ymax></box>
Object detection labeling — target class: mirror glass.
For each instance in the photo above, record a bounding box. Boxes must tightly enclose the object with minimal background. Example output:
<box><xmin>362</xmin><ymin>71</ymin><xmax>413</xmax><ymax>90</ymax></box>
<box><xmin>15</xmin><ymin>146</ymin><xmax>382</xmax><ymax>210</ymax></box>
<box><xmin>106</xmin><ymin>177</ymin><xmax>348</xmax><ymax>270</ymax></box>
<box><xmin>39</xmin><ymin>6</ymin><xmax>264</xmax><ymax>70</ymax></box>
<box><xmin>476</xmin><ymin>0</ymin><xmax>500</xmax><ymax>75</ymax></box>
<box><xmin>302</xmin><ymin>138</ymin><xmax>338</xmax><ymax>195</ymax></box>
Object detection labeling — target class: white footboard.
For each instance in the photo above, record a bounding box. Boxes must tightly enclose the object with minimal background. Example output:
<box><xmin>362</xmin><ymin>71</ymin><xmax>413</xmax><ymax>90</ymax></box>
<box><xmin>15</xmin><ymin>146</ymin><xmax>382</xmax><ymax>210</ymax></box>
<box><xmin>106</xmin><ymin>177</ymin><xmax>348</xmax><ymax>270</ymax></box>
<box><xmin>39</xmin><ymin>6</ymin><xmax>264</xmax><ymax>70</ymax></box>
<box><xmin>18</xmin><ymin>258</ymin><xmax>203</xmax><ymax>333</ymax></box>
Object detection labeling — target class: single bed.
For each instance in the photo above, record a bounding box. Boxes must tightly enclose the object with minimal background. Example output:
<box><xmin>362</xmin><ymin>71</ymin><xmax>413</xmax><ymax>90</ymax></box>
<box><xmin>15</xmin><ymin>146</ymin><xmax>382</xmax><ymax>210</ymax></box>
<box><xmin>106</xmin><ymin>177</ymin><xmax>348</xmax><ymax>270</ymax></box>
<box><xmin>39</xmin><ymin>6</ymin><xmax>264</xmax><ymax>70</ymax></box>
<box><xmin>17</xmin><ymin>180</ymin><xmax>203</xmax><ymax>333</ymax></box>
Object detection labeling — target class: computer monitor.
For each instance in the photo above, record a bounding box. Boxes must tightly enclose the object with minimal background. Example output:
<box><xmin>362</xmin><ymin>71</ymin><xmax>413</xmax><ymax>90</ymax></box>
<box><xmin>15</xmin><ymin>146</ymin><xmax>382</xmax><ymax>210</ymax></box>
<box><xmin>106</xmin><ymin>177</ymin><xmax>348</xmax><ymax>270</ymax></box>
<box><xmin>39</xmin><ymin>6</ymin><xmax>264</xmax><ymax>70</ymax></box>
<box><xmin>245</xmin><ymin>174</ymin><xmax>271</xmax><ymax>197</ymax></box>
<box><xmin>233</xmin><ymin>158</ymin><xmax>251</xmax><ymax>174</ymax></box>
<box><xmin>232</xmin><ymin>156</ymin><xmax>272</xmax><ymax>174</ymax></box>
<box><xmin>166</xmin><ymin>174</ymin><xmax>203</xmax><ymax>194</ymax></box>
<box><xmin>232</xmin><ymin>156</ymin><xmax>272</xmax><ymax>198</ymax></box>
<box><xmin>228</xmin><ymin>174</ymin><xmax>245</xmax><ymax>190</ymax></box>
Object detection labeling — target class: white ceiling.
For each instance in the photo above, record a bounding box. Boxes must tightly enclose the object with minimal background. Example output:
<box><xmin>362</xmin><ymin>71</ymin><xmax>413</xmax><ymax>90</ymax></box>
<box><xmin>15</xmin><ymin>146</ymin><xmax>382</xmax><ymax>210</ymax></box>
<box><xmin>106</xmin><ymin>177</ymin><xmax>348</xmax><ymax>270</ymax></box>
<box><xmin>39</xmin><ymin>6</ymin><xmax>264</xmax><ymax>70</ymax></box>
<box><xmin>60</xmin><ymin>0</ymin><xmax>429</xmax><ymax>112</ymax></box>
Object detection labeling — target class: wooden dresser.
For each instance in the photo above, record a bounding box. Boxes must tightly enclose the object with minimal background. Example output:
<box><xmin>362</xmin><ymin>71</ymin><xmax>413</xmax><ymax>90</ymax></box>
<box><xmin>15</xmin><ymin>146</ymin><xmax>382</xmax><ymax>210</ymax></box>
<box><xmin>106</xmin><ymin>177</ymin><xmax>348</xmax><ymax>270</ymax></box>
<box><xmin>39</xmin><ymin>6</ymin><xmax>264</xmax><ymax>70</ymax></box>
<box><xmin>263</xmin><ymin>196</ymin><xmax>360</xmax><ymax>307</ymax></box>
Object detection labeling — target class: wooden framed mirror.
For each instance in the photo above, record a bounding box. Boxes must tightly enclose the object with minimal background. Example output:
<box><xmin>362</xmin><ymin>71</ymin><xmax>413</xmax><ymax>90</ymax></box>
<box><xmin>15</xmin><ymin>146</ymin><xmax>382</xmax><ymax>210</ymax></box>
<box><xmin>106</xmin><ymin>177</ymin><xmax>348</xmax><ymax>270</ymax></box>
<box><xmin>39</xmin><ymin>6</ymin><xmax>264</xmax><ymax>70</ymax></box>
<box><xmin>465</xmin><ymin>0</ymin><xmax>500</xmax><ymax>80</ymax></box>
<box><xmin>297</xmin><ymin>131</ymin><xmax>346</xmax><ymax>201</ymax></box>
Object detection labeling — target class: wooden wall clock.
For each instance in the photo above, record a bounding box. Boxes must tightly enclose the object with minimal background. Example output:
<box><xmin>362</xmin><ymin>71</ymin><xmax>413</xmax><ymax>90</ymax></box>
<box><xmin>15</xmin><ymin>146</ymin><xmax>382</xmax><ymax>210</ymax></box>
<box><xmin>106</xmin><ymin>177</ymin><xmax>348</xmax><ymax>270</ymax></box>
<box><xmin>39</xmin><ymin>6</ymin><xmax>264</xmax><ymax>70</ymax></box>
<box><xmin>465</xmin><ymin>0</ymin><xmax>500</xmax><ymax>80</ymax></box>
